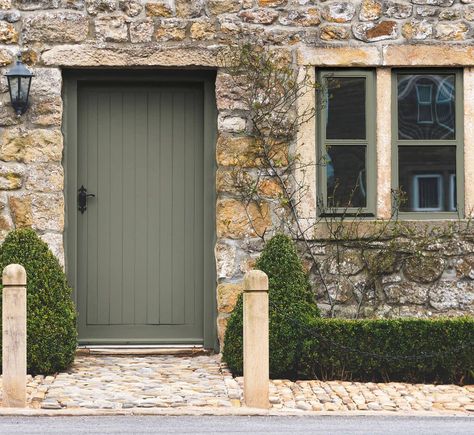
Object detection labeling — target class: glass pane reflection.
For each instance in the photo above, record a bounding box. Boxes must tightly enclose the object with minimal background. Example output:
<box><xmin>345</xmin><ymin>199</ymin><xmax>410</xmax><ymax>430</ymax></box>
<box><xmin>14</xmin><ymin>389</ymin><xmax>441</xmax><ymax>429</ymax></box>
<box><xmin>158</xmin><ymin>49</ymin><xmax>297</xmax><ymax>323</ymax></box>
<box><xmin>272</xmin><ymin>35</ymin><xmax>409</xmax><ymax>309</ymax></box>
<box><xmin>326</xmin><ymin>77</ymin><xmax>366</xmax><ymax>140</ymax></box>
<box><xmin>326</xmin><ymin>145</ymin><xmax>366</xmax><ymax>209</ymax></box>
<box><xmin>398</xmin><ymin>146</ymin><xmax>456</xmax><ymax>212</ymax></box>
<box><xmin>398</xmin><ymin>74</ymin><xmax>455</xmax><ymax>140</ymax></box>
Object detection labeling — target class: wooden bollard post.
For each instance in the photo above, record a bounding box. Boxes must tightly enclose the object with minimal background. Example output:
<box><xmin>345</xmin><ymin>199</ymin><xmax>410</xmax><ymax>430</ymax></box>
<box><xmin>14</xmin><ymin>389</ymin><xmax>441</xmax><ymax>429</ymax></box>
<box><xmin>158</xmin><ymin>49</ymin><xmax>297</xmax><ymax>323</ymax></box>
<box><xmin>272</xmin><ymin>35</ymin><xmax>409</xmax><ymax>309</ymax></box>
<box><xmin>2</xmin><ymin>264</ymin><xmax>27</xmax><ymax>408</ymax></box>
<box><xmin>243</xmin><ymin>270</ymin><xmax>269</xmax><ymax>409</ymax></box>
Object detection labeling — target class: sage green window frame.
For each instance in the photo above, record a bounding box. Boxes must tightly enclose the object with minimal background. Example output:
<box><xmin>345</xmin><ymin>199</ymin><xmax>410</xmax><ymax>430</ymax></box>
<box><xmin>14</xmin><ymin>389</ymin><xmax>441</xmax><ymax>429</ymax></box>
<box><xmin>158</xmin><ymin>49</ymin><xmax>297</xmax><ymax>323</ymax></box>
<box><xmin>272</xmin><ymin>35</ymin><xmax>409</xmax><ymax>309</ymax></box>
<box><xmin>317</xmin><ymin>69</ymin><xmax>376</xmax><ymax>216</ymax></box>
<box><xmin>391</xmin><ymin>69</ymin><xmax>464</xmax><ymax>219</ymax></box>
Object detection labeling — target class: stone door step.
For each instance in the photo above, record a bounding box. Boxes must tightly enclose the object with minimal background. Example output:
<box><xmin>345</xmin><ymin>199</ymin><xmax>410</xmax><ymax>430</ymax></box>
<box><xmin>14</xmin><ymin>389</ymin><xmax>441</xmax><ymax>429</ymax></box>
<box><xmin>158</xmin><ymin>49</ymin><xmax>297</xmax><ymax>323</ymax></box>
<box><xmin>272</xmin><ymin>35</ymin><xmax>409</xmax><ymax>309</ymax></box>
<box><xmin>76</xmin><ymin>346</ymin><xmax>211</xmax><ymax>357</ymax></box>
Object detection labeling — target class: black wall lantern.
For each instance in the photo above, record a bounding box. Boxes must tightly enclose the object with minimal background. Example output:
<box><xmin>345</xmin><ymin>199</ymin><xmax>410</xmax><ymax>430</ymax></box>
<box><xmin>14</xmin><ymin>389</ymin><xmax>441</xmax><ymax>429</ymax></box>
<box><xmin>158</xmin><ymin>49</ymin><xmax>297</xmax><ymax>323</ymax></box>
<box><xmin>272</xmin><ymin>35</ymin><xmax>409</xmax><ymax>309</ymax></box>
<box><xmin>4</xmin><ymin>54</ymin><xmax>34</xmax><ymax>116</ymax></box>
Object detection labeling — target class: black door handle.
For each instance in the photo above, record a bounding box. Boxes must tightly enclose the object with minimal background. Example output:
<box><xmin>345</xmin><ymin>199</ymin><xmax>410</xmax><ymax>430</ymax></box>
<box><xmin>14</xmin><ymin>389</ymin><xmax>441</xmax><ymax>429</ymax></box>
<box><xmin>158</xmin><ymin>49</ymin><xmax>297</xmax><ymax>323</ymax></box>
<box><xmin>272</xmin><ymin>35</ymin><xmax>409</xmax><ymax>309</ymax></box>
<box><xmin>78</xmin><ymin>185</ymin><xmax>95</xmax><ymax>214</ymax></box>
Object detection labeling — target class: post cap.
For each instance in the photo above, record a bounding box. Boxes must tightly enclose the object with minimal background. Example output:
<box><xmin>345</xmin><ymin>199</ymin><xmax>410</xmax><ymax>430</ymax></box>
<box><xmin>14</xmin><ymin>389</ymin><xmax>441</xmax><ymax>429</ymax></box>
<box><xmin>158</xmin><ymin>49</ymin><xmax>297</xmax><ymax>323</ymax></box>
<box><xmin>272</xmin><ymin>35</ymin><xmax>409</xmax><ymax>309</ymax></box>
<box><xmin>2</xmin><ymin>264</ymin><xmax>27</xmax><ymax>286</ymax></box>
<box><xmin>244</xmin><ymin>270</ymin><xmax>268</xmax><ymax>292</ymax></box>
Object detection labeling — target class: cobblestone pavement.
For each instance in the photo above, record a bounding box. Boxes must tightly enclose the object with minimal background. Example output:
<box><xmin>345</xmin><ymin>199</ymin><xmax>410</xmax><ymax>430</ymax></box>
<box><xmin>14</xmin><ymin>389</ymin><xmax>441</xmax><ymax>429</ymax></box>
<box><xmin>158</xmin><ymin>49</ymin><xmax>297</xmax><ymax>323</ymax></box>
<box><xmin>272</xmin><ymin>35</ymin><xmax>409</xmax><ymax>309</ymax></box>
<box><xmin>1</xmin><ymin>355</ymin><xmax>473</xmax><ymax>414</ymax></box>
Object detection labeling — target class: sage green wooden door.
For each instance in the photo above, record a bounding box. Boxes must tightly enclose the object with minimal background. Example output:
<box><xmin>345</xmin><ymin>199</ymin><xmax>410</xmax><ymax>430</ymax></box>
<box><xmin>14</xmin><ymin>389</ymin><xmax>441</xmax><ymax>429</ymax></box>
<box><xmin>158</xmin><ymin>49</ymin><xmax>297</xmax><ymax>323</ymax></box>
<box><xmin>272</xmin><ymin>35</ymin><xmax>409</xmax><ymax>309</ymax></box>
<box><xmin>76</xmin><ymin>83</ymin><xmax>205</xmax><ymax>344</ymax></box>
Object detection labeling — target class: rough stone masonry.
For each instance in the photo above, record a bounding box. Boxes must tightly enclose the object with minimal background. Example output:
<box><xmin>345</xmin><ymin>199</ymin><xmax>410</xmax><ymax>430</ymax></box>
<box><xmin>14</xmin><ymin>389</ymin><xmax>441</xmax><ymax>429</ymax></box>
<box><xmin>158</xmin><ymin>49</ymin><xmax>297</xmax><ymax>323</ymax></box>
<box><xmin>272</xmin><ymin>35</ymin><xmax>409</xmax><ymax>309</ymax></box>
<box><xmin>0</xmin><ymin>0</ymin><xmax>474</xmax><ymax>346</ymax></box>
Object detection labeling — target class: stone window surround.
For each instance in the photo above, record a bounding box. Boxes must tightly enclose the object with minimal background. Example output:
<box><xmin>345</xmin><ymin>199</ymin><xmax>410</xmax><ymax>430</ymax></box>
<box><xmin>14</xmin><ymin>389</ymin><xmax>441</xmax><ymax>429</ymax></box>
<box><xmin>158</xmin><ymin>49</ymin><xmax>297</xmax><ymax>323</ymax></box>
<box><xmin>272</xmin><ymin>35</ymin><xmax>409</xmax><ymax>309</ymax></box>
<box><xmin>295</xmin><ymin>45</ymin><xmax>474</xmax><ymax>223</ymax></box>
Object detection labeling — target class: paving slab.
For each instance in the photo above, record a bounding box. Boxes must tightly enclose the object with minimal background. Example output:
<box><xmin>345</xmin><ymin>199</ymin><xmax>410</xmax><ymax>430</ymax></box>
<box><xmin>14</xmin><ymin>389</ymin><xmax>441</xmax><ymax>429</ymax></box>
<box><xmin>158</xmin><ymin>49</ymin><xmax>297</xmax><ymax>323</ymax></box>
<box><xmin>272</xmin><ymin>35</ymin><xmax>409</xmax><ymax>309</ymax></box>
<box><xmin>0</xmin><ymin>355</ymin><xmax>473</xmax><ymax>415</ymax></box>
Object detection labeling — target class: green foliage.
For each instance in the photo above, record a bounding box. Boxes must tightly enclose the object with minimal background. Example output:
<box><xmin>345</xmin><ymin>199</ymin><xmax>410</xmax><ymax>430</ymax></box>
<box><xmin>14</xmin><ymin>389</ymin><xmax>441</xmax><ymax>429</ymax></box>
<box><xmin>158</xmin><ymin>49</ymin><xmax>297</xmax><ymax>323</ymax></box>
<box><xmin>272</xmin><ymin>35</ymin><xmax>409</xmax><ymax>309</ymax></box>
<box><xmin>0</xmin><ymin>229</ymin><xmax>77</xmax><ymax>375</ymax></box>
<box><xmin>300</xmin><ymin>317</ymin><xmax>474</xmax><ymax>385</ymax></box>
<box><xmin>223</xmin><ymin>234</ymin><xmax>320</xmax><ymax>378</ymax></box>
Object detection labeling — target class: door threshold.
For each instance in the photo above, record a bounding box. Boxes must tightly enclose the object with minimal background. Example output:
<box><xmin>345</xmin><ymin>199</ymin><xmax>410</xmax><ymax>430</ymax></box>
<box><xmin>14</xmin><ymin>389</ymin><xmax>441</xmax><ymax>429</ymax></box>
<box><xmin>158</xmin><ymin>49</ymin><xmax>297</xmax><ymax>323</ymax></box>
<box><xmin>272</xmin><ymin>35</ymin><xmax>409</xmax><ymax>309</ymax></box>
<box><xmin>76</xmin><ymin>345</ymin><xmax>211</xmax><ymax>357</ymax></box>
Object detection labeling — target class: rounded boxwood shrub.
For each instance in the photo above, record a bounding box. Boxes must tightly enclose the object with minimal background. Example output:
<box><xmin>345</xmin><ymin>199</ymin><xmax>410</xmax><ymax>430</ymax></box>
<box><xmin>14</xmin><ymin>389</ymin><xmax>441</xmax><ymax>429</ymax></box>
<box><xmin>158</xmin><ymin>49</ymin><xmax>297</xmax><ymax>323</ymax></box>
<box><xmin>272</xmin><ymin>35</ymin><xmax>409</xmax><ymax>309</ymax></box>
<box><xmin>223</xmin><ymin>234</ymin><xmax>320</xmax><ymax>379</ymax></box>
<box><xmin>0</xmin><ymin>229</ymin><xmax>77</xmax><ymax>375</ymax></box>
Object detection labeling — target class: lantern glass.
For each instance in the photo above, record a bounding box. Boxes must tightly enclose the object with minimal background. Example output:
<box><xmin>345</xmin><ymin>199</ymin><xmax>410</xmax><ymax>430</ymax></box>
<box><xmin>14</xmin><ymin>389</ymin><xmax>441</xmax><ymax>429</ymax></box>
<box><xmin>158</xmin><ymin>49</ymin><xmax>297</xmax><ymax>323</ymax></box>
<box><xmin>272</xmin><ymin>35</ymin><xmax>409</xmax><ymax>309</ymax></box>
<box><xmin>4</xmin><ymin>55</ymin><xmax>34</xmax><ymax>116</ymax></box>
<box><xmin>8</xmin><ymin>76</ymin><xmax>18</xmax><ymax>100</ymax></box>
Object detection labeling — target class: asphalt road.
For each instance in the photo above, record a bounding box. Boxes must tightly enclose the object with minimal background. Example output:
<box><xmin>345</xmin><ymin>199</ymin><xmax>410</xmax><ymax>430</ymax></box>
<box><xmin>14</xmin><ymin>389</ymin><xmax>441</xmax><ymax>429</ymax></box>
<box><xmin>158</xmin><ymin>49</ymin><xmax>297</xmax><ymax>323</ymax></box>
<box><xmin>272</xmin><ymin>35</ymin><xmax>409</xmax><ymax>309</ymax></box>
<box><xmin>0</xmin><ymin>415</ymin><xmax>472</xmax><ymax>434</ymax></box>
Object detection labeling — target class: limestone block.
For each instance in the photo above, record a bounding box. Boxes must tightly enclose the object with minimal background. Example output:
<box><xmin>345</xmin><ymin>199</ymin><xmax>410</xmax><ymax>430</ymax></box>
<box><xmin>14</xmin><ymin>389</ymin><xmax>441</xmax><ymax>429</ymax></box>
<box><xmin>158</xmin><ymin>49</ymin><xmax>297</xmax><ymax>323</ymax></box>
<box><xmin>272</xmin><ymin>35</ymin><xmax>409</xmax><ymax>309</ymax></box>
<box><xmin>327</xmin><ymin>250</ymin><xmax>365</xmax><ymax>276</ymax></box>
<box><xmin>402</xmin><ymin>19</ymin><xmax>433</xmax><ymax>40</ymax></box>
<box><xmin>258</xmin><ymin>0</ymin><xmax>285</xmax><ymax>6</ymax></box>
<box><xmin>320</xmin><ymin>24</ymin><xmax>350</xmax><ymax>40</ymax></box>
<box><xmin>0</xmin><ymin>162</ymin><xmax>24</xmax><ymax>190</ymax></box>
<box><xmin>9</xmin><ymin>192</ymin><xmax>64</xmax><ymax>232</ymax></box>
<box><xmin>403</xmin><ymin>255</ymin><xmax>445</xmax><ymax>284</ymax></box>
<box><xmin>322</xmin><ymin>2</ymin><xmax>356</xmax><ymax>23</ymax></box>
<box><xmin>383</xmin><ymin>45</ymin><xmax>474</xmax><ymax>66</ymax></box>
<box><xmin>360</xmin><ymin>0</ymin><xmax>382</xmax><ymax>21</ymax></box>
<box><xmin>145</xmin><ymin>2</ymin><xmax>173</xmax><ymax>17</ymax></box>
<box><xmin>416</xmin><ymin>6</ymin><xmax>439</xmax><ymax>17</ymax></box>
<box><xmin>42</xmin><ymin>44</ymin><xmax>223</xmax><ymax>67</ymax></box>
<box><xmin>216</xmin><ymin>198</ymin><xmax>271</xmax><ymax>239</ymax></box>
<box><xmin>429</xmin><ymin>280</ymin><xmax>474</xmax><ymax>311</ymax></box>
<box><xmin>0</xmin><ymin>128</ymin><xmax>63</xmax><ymax>163</ymax></box>
<box><xmin>0</xmin><ymin>48</ymin><xmax>12</xmax><ymax>66</ymax></box>
<box><xmin>0</xmin><ymin>10</ymin><xmax>21</xmax><ymax>23</ymax></box>
<box><xmin>25</xmin><ymin>163</ymin><xmax>64</xmax><ymax>192</ymax></box>
<box><xmin>280</xmin><ymin>8</ymin><xmax>321</xmax><ymax>26</ymax></box>
<box><xmin>258</xmin><ymin>178</ymin><xmax>283</xmax><ymax>198</ymax></box>
<box><xmin>20</xmin><ymin>48</ymin><xmax>39</xmax><ymax>66</ymax></box>
<box><xmin>8</xmin><ymin>194</ymin><xmax>32</xmax><ymax>228</ymax></box>
<box><xmin>412</xmin><ymin>0</ymin><xmax>454</xmax><ymax>6</ymax></box>
<box><xmin>383</xmin><ymin>1</ymin><xmax>413</xmax><ymax>19</ymax></box>
<box><xmin>465</xmin><ymin>5</ymin><xmax>474</xmax><ymax>20</ymax></box>
<box><xmin>239</xmin><ymin>9</ymin><xmax>279</xmax><ymax>25</ymax></box>
<box><xmin>208</xmin><ymin>0</ymin><xmax>241</xmax><ymax>15</ymax></box>
<box><xmin>455</xmin><ymin>255</ymin><xmax>474</xmax><ymax>279</ymax></box>
<box><xmin>0</xmin><ymin>21</ymin><xmax>18</xmax><ymax>44</ymax></box>
<box><xmin>22</xmin><ymin>12</ymin><xmax>89</xmax><ymax>43</ymax></box>
<box><xmin>119</xmin><ymin>0</ymin><xmax>142</xmax><ymax>17</ymax></box>
<box><xmin>190</xmin><ymin>19</ymin><xmax>216</xmax><ymax>40</ymax></box>
<box><xmin>95</xmin><ymin>14</ymin><xmax>129</xmax><ymax>42</ymax></box>
<box><xmin>218</xmin><ymin>115</ymin><xmax>247</xmax><ymax>134</ymax></box>
<box><xmin>353</xmin><ymin>21</ymin><xmax>398</xmax><ymax>42</ymax></box>
<box><xmin>384</xmin><ymin>282</ymin><xmax>429</xmax><ymax>305</ymax></box>
<box><xmin>0</xmin><ymin>102</ymin><xmax>21</xmax><ymax>127</ymax></box>
<box><xmin>62</xmin><ymin>0</ymin><xmax>85</xmax><ymax>9</ymax></box>
<box><xmin>435</xmin><ymin>22</ymin><xmax>469</xmax><ymax>40</ymax></box>
<box><xmin>30</xmin><ymin>68</ymin><xmax>62</xmax><ymax>98</ymax></box>
<box><xmin>215</xmin><ymin>242</ymin><xmax>238</xmax><ymax>279</ymax></box>
<box><xmin>439</xmin><ymin>8</ymin><xmax>462</xmax><ymax>20</ymax></box>
<box><xmin>216</xmin><ymin>135</ymin><xmax>259</xmax><ymax>167</ymax></box>
<box><xmin>297</xmin><ymin>46</ymin><xmax>381</xmax><ymax>66</ymax></box>
<box><xmin>217</xmin><ymin>282</ymin><xmax>243</xmax><ymax>313</ymax></box>
<box><xmin>130</xmin><ymin>18</ymin><xmax>154</xmax><ymax>43</ymax></box>
<box><xmin>154</xmin><ymin>19</ymin><xmax>187</xmax><ymax>41</ymax></box>
<box><xmin>175</xmin><ymin>0</ymin><xmax>204</xmax><ymax>18</ymax></box>
<box><xmin>16</xmin><ymin>0</ymin><xmax>60</xmax><ymax>10</ymax></box>
<box><xmin>28</xmin><ymin>97</ymin><xmax>63</xmax><ymax>126</ymax></box>
<box><xmin>85</xmin><ymin>0</ymin><xmax>116</xmax><ymax>15</ymax></box>
<box><xmin>215</xmin><ymin>73</ymin><xmax>249</xmax><ymax>111</ymax></box>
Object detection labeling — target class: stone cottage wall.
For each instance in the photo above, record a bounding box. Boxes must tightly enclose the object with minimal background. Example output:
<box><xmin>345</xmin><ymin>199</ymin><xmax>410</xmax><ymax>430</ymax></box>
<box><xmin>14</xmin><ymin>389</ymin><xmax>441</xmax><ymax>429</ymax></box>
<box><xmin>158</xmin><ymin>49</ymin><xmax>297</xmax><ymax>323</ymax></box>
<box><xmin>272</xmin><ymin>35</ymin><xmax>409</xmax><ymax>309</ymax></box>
<box><xmin>0</xmin><ymin>0</ymin><xmax>473</xmax><ymax>345</ymax></box>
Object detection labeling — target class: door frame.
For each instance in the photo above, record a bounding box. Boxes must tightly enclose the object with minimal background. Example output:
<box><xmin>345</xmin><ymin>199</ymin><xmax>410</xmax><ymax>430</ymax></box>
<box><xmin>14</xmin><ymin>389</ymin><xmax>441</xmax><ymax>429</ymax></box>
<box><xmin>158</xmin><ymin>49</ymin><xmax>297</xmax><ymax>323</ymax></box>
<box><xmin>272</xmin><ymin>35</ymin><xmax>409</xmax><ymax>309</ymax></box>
<box><xmin>63</xmin><ymin>70</ymin><xmax>218</xmax><ymax>349</ymax></box>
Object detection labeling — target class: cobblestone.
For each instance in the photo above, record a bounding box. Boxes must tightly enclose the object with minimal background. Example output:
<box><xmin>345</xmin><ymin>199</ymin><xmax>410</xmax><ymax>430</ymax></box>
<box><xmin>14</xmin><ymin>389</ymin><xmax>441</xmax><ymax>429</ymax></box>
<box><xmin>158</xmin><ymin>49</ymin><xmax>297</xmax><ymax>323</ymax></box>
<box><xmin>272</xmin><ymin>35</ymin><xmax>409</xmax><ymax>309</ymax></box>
<box><xmin>1</xmin><ymin>355</ymin><xmax>473</xmax><ymax>413</ymax></box>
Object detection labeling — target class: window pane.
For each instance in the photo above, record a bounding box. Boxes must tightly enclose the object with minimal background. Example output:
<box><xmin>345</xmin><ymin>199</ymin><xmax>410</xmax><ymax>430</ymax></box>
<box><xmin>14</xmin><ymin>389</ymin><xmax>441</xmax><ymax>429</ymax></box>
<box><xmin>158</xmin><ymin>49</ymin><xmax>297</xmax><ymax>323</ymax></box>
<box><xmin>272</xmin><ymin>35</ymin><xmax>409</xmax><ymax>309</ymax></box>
<box><xmin>398</xmin><ymin>74</ymin><xmax>455</xmax><ymax>140</ymax></box>
<box><xmin>326</xmin><ymin>77</ymin><xmax>366</xmax><ymax>140</ymax></box>
<box><xmin>398</xmin><ymin>146</ymin><xmax>456</xmax><ymax>212</ymax></box>
<box><xmin>326</xmin><ymin>146</ymin><xmax>366</xmax><ymax>209</ymax></box>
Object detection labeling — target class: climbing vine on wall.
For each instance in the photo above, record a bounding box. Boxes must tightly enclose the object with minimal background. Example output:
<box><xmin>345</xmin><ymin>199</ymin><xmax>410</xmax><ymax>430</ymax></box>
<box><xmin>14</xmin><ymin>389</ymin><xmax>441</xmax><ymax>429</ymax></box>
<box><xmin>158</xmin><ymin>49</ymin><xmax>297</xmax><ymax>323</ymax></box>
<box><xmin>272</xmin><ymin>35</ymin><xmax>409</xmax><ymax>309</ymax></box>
<box><xmin>220</xmin><ymin>44</ymin><xmax>474</xmax><ymax>318</ymax></box>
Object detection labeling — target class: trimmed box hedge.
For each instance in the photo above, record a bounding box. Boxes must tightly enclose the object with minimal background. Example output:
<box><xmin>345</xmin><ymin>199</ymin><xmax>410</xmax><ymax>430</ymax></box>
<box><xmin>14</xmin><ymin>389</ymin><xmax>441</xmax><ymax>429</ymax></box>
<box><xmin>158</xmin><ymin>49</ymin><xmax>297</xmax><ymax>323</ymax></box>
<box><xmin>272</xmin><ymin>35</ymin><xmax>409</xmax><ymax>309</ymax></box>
<box><xmin>0</xmin><ymin>229</ymin><xmax>77</xmax><ymax>375</ymax></box>
<box><xmin>223</xmin><ymin>234</ymin><xmax>320</xmax><ymax>379</ymax></box>
<box><xmin>300</xmin><ymin>317</ymin><xmax>474</xmax><ymax>385</ymax></box>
